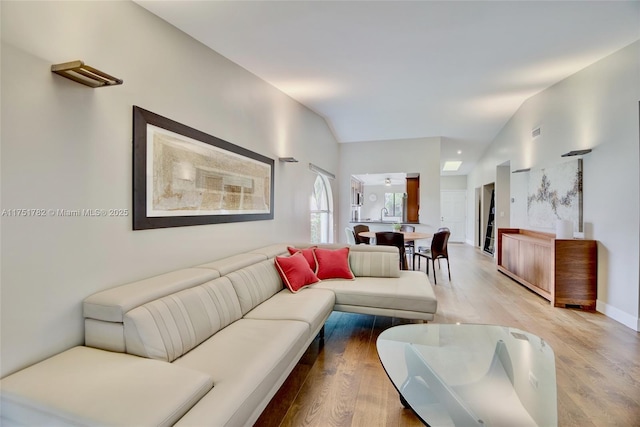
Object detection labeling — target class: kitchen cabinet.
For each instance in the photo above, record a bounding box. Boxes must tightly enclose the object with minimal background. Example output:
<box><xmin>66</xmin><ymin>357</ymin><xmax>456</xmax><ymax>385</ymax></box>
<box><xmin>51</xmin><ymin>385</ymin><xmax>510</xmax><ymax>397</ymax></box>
<box><xmin>406</xmin><ymin>176</ymin><xmax>419</xmax><ymax>223</ymax></box>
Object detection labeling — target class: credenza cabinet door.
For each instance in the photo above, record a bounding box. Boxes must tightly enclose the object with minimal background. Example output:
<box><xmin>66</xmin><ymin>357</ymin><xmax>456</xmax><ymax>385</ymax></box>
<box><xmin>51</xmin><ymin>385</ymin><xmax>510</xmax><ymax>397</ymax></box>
<box><xmin>533</xmin><ymin>243</ymin><xmax>552</xmax><ymax>293</ymax></box>
<box><xmin>502</xmin><ymin>235</ymin><xmax>520</xmax><ymax>275</ymax></box>
<box><xmin>516</xmin><ymin>240</ymin><xmax>553</xmax><ymax>298</ymax></box>
<box><xmin>520</xmin><ymin>242</ymin><xmax>552</xmax><ymax>294</ymax></box>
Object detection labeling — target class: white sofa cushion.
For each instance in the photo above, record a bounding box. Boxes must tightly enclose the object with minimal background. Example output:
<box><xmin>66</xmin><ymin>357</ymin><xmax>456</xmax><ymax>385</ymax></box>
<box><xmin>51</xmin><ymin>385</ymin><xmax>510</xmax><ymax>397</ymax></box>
<box><xmin>226</xmin><ymin>259</ymin><xmax>284</xmax><ymax>315</ymax></box>
<box><xmin>0</xmin><ymin>346</ymin><xmax>213</xmax><ymax>427</ymax></box>
<box><xmin>195</xmin><ymin>253</ymin><xmax>268</xmax><ymax>276</ymax></box>
<box><xmin>314</xmin><ymin>271</ymin><xmax>438</xmax><ymax>314</ymax></box>
<box><xmin>243</xmin><ymin>288</ymin><xmax>335</xmax><ymax>337</ymax></box>
<box><xmin>249</xmin><ymin>243</ymin><xmax>289</xmax><ymax>259</ymax></box>
<box><xmin>173</xmin><ymin>318</ymin><xmax>308</xmax><ymax>427</ymax></box>
<box><xmin>124</xmin><ymin>277</ymin><xmax>242</xmax><ymax>362</ymax></box>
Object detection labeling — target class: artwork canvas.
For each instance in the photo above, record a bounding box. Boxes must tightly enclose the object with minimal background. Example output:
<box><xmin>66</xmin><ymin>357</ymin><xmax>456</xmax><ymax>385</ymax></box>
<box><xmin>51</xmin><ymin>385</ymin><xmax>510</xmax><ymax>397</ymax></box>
<box><xmin>527</xmin><ymin>159</ymin><xmax>582</xmax><ymax>232</ymax></box>
<box><xmin>133</xmin><ymin>106</ymin><xmax>274</xmax><ymax>230</ymax></box>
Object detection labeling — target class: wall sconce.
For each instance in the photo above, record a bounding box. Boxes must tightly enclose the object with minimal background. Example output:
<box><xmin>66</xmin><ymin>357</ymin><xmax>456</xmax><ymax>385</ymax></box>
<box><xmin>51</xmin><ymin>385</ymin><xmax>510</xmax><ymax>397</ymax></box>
<box><xmin>279</xmin><ymin>157</ymin><xmax>299</xmax><ymax>163</ymax></box>
<box><xmin>561</xmin><ymin>149</ymin><xmax>592</xmax><ymax>157</ymax></box>
<box><xmin>512</xmin><ymin>168</ymin><xmax>531</xmax><ymax>174</ymax></box>
<box><xmin>384</xmin><ymin>178</ymin><xmax>391</xmax><ymax>186</ymax></box>
<box><xmin>51</xmin><ymin>60</ymin><xmax>123</xmax><ymax>88</ymax></box>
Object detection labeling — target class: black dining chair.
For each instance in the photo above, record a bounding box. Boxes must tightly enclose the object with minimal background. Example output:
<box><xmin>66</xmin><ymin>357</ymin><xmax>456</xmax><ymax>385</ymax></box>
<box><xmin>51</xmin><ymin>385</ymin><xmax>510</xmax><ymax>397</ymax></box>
<box><xmin>433</xmin><ymin>227</ymin><xmax>450</xmax><ymax>269</ymax></box>
<box><xmin>353</xmin><ymin>224</ymin><xmax>371</xmax><ymax>245</ymax></box>
<box><xmin>413</xmin><ymin>229</ymin><xmax>451</xmax><ymax>284</ymax></box>
<box><xmin>375</xmin><ymin>231</ymin><xmax>407</xmax><ymax>270</ymax></box>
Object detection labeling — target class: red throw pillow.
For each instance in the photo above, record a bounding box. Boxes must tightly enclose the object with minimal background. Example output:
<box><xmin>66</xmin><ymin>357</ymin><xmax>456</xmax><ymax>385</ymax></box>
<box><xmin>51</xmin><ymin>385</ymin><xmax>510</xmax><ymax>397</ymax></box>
<box><xmin>275</xmin><ymin>252</ymin><xmax>320</xmax><ymax>293</ymax></box>
<box><xmin>313</xmin><ymin>247</ymin><xmax>355</xmax><ymax>280</ymax></box>
<box><xmin>287</xmin><ymin>246</ymin><xmax>317</xmax><ymax>272</ymax></box>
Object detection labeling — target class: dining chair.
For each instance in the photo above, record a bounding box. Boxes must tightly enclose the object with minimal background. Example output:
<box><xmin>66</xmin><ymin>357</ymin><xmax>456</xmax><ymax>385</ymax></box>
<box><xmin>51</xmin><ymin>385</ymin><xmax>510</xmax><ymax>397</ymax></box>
<box><xmin>400</xmin><ymin>224</ymin><xmax>416</xmax><ymax>259</ymax></box>
<box><xmin>413</xmin><ymin>229</ymin><xmax>451</xmax><ymax>284</ymax></box>
<box><xmin>375</xmin><ymin>231</ymin><xmax>407</xmax><ymax>270</ymax></box>
<box><xmin>433</xmin><ymin>227</ymin><xmax>450</xmax><ymax>269</ymax></box>
<box><xmin>353</xmin><ymin>224</ymin><xmax>371</xmax><ymax>245</ymax></box>
<box><xmin>345</xmin><ymin>227</ymin><xmax>356</xmax><ymax>245</ymax></box>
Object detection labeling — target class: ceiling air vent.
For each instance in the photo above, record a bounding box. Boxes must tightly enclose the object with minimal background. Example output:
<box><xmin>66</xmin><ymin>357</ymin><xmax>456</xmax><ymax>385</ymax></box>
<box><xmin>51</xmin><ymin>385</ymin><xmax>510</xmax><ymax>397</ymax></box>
<box><xmin>532</xmin><ymin>127</ymin><xmax>541</xmax><ymax>138</ymax></box>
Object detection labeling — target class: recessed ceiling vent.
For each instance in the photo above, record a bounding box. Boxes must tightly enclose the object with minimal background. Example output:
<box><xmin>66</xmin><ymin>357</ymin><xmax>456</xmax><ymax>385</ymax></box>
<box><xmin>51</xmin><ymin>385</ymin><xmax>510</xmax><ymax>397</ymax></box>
<box><xmin>532</xmin><ymin>127</ymin><xmax>541</xmax><ymax>138</ymax></box>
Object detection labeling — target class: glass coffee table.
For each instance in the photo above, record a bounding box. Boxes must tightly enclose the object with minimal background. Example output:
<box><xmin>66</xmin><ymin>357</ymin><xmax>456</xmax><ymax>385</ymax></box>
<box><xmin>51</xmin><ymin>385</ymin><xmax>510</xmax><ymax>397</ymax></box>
<box><xmin>377</xmin><ymin>324</ymin><xmax>557</xmax><ymax>427</ymax></box>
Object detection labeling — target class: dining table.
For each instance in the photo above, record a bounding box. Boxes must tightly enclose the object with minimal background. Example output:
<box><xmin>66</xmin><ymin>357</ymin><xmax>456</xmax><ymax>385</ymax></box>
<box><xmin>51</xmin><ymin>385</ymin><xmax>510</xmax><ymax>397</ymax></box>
<box><xmin>357</xmin><ymin>230</ymin><xmax>432</xmax><ymax>270</ymax></box>
<box><xmin>357</xmin><ymin>230</ymin><xmax>432</xmax><ymax>242</ymax></box>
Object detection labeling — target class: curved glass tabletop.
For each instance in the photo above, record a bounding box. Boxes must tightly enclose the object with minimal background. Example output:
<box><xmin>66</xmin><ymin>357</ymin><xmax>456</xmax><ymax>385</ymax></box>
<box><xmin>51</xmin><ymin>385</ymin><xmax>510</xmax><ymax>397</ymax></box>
<box><xmin>377</xmin><ymin>324</ymin><xmax>557</xmax><ymax>427</ymax></box>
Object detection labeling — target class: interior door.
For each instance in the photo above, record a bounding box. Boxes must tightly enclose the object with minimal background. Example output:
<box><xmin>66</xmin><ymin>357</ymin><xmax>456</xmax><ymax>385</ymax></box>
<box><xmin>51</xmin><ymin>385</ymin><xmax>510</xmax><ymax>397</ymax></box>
<box><xmin>441</xmin><ymin>190</ymin><xmax>467</xmax><ymax>243</ymax></box>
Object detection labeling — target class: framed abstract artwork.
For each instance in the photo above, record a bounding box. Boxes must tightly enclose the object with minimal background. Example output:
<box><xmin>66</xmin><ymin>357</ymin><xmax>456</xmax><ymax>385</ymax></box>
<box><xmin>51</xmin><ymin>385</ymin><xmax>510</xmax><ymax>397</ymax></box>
<box><xmin>132</xmin><ymin>106</ymin><xmax>274</xmax><ymax>230</ymax></box>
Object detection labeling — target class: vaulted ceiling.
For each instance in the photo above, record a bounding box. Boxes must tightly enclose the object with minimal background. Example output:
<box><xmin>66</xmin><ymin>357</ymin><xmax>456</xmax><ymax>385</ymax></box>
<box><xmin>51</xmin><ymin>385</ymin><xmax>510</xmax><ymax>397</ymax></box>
<box><xmin>136</xmin><ymin>1</ymin><xmax>640</xmax><ymax>175</ymax></box>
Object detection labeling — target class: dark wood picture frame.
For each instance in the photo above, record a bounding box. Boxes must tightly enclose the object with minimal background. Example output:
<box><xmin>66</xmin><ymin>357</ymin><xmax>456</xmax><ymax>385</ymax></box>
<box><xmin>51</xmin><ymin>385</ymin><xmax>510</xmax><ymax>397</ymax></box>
<box><xmin>133</xmin><ymin>106</ymin><xmax>274</xmax><ymax>230</ymax></box>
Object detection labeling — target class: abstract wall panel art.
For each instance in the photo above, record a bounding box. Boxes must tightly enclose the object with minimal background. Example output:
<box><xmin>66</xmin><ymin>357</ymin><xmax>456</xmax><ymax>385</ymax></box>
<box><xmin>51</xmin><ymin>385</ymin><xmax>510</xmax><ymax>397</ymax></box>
<box><xmin>527</xmin><ymin>159</ymin><xmax>583</xmax><ymax>232</ymax></box>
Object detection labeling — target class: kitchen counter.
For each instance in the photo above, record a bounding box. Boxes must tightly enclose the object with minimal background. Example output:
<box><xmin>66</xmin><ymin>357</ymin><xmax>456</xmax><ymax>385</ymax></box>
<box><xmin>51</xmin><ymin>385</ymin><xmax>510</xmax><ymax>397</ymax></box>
<box><xmin>349</xmin><ymin>220</ymin><xmax>421</xmax><ymax>225</ymax></box>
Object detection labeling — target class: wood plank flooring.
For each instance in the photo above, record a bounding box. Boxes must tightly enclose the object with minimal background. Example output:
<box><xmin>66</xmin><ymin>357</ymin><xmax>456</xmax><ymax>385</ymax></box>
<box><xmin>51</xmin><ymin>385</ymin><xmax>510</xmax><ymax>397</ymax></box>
<box><xmin>256</xmin><ymin>243</ymin><xmax>640</xmax><ymax>426</ymax></box>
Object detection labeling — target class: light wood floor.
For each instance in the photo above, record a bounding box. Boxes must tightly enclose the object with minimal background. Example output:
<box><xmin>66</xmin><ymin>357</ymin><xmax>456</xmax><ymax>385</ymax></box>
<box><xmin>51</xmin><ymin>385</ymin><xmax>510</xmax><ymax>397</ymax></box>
<box><xmin>256</xmin><ymin>243</ymin><xmax>640</xmax><ymax>426</ymax></box>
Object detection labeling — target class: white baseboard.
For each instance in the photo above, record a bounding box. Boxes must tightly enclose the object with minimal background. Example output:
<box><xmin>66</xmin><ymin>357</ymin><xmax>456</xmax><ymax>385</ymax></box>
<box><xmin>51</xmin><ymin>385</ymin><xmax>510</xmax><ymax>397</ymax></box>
<box><xmin>596</xmin><ymin>300</ymin><xmax>640</xmax><ymax>331</ymax></box>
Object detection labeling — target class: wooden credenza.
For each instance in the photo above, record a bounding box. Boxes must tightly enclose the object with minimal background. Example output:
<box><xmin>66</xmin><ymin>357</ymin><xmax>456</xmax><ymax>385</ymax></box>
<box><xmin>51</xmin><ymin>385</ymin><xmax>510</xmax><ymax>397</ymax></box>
<box><xmin>497</xmin><ymin>228</ymin><xmax>597</xmax><ymax>310</ymax></box>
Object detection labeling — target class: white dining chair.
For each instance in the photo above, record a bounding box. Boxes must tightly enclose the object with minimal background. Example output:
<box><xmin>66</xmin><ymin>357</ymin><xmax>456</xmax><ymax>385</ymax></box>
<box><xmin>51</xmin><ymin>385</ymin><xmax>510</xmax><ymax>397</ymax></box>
<box><xmin>345</xmin><ymin>227</ymin><xmax>356</xmax><ymax>245</ymax></box>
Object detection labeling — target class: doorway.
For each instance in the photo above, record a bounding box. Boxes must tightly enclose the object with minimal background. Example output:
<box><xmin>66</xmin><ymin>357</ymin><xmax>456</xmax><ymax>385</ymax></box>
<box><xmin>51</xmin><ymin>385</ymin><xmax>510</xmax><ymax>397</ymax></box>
<box><xmin>482</xmin><ymin>183</ymin><xmax>496</xmax><ymax>256</ymax></box>
<box><xmin>440</xmin><ymin>190</ymin><xmax>466</xmax><ymax>242</ymax></box>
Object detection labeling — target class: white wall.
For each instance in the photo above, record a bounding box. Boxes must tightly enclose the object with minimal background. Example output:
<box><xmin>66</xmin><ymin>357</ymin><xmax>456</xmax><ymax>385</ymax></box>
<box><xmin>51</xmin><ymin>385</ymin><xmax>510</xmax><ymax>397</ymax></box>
<box><xmin>467</xmin><ymin>41</ymin><xmax>640</xmax><ymax>330</ymax></box>
<box><xmin>440</xmin><ymin>175</ymin><xmax>467</xmax><ymax>190</ymax></box>
<box><xmin>0</xmin><ymin>1</ymin><xmax>339</xmax><ymax>376</ymax></box>
<box><xmin>339</xmin><ymin>137</ymin><xmax>441</xmax><ymax>242</ymax></box>
<box><xmin>495</xmin><ymin>165</ymin><xmax>511</xmax><ymax>230</ymax></box>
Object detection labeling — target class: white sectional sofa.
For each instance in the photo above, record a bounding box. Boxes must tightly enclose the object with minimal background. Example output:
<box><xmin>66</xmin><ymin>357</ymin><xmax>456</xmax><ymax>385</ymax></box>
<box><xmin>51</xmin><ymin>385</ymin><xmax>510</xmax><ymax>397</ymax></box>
<box><xmin>0</xmin><ymin>243</ymin><xmax>437</xmax><ymax>427</ymax></box>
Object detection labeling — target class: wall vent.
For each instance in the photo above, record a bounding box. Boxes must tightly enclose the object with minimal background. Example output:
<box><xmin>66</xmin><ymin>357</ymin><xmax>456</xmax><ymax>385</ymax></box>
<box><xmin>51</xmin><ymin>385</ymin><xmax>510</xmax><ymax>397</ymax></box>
<box><xmin>532</xmin><ymin>127</ymin><xmax>541</xmax><ymax>138</ymax></box>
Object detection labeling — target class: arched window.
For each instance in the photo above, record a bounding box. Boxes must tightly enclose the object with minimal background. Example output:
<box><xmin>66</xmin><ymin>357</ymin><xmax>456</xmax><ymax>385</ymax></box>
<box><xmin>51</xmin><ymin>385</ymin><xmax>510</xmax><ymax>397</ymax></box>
<box><xmin>310</xmin><ymin>174</ymin><xmax>333</xmax><ymax>243</ymax></box>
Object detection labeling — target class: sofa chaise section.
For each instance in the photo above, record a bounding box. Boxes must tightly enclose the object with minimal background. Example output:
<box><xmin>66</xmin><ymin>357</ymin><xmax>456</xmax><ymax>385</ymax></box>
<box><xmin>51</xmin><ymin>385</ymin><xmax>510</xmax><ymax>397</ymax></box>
<box><xmin>0</xmin><ymin>346</ymin><xmax>213</xmax><ymax>427</ymax></box>
<box><xmin>314</xmin><ymin>273</ymin><xmax>437</xmax><ymax>320</ymax></box>
<box><xmin>274</xmin><ymin>243</ymin><xmax>438</xmax><ymax>321</ymax></box>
